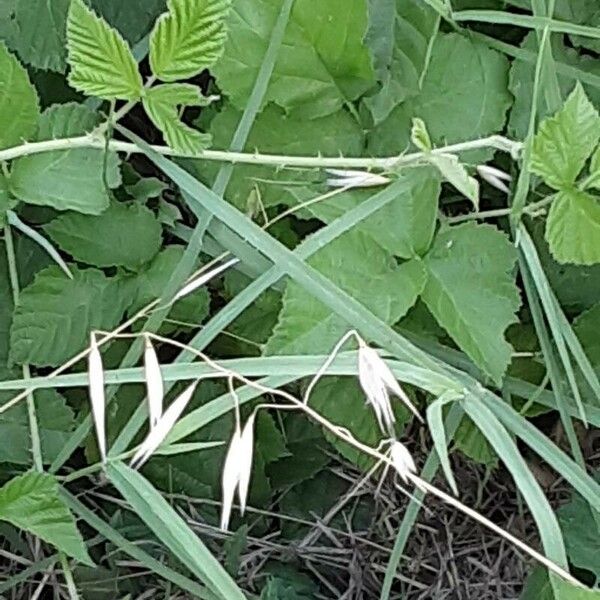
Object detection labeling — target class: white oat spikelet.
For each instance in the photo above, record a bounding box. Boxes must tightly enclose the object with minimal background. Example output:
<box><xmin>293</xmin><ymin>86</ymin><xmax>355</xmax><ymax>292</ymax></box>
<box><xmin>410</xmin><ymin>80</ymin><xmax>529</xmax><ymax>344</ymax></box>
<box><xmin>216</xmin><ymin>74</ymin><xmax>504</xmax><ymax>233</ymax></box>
<box><xmin>130</xmin><ymin>380</ymin><xmax>198</xmax><ymax>469</ymax></box>
<box><xmin>390</xmin><ymin>441</ymin><xmax>417</xmax><ymax>483</ymax></box>
<box><xmin>88</xmin><ymin>333</ymin><xmax>107</xmax><ymax>463</ymax></box>
<box><xmin>357</xmin><ymin>338</ymin><xmax>423</xmax><ymax>435</ymax></box>
<box><xmin>476</xmin><ymin>164</ymin><xmax>512</xmax><ymax>194</ymax></box>
<box><xmin>326</xmin><ymin>169</ymin><xmax>390</xmax><ymax>189</ymax></box>
<box><xmin>174</xmin><ymin>258</ymin><xmax>239</xmax><ymax>301</ymax></box>
<box><xmin>220</xmin><ymin>387</ymin><xmax>256</xmax><ymax>531</ymax></box>
<box><xmin>144</xmin><ymin>336</ymin><xmax>163</xmax><ymax>430</ymax></box>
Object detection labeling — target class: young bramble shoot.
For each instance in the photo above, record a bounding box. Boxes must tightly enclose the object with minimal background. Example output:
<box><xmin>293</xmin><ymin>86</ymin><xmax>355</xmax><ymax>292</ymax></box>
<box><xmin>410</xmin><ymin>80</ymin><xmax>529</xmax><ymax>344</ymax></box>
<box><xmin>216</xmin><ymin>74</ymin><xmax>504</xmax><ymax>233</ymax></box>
<box><xmin>88</xmin><ymin>333</ymin><xmax>106</xmax><ymax>463</ymax></box>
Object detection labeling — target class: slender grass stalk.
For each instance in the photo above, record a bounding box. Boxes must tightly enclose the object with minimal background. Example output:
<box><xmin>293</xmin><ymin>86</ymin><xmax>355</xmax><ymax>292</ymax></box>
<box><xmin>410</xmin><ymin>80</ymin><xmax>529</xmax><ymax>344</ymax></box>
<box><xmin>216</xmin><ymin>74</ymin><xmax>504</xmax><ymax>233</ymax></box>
<box><xmin>3</xmin><ymin>225</ymin><xmax>43</xmax><ymax>472</ymax></box>
<box><xmin>58</xmin><ymin>553</ymin><xmax>80</xmax><ymax>600</ymax></box>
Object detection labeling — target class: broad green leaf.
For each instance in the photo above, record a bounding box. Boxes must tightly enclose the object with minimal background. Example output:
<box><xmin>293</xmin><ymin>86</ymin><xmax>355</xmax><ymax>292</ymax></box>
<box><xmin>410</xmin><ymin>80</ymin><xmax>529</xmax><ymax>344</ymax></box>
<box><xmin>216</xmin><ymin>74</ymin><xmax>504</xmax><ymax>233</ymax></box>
<box><xmin>588</xmin><ymin>146</ymin><xmax>600</xmax><ymax>190</ymax></box>
<box><xmin>149</xmin><ymin>0</ymin><xmax>231</xmax><ymax>81</ymax></box>
<box><xmin>89</xmin><ymin>0</ymin><xmax>167</xmax><ymax>45</ymax></box>
<box><xmin>531</xmin><ymin>83</ymin><xmax>600</xmax><ymax>190</ymax></box>
<box><xmin>0</xmin><ymin>472</ymin><xmax>91</xmax><ymax>565</ymax></box>
<box><xmin>0</xmin><ymin>42</ymin><xmax>40</xmax><ymax>149</ymax></box>
<box><xmin>10</xmin><ymin>103</ymin><xmax>121</xmax><ymax>214</ymax></box>
<box><xmin>421</xmin><ymin>223</ymin><xmax>521</xmax><ymax>384</ymax></box>
<box><xmin>66</xmin><ymin>0</ymin><xmax>142</xmax><ymax>100</ymax></box>
<box><xmin>10</xmin><ymin>265</ymin><xmax>131</xmax><ymax>367</ymax></box>
<box><xmin>557</xmin><ymin>475</ymin><xmax>600</xmax><ymax>579</ymax></box>
<box><xmin>545</xmin><ymin>190</ymin><xmax>600</xmax><ymax>265</ymax></box>
<box><xmin>45</xmin><ymin>202</ymin><xmax>162</xmax><ymax>270</ymax></box>
<box><xmin>368</xmin><ymin>33</ymin><xmax>511</xmax><ymax>160</ymax></box>
<box><xmin>508</xmin><ymin>32</ymin><xmax>600</xmax><ymax>139</ymax></box>
<box><xmin>301</xmin><ymin>167</ymin><xmax>440</xmax><ymax>258</ymax></box>
<box><xmin>574</xmin><ymin>303</ymin><xmax>600</xmax><ymax>371</ymax></box>
<box><xmin>265</xmin><ymin>232</ymin><xmax>427</xmax><ymax>355</ymax></box>
<box><xmin>552</xmin><ymin>580</ymin><xmax>600</xmax><ymax>600</ymax></box>
<box><xmin>364</xmin><ymin>0</ymin><xmax>438</xmax><ymax>124</ymax></box>
<box><xmin>213</xmin><ymin>0</ymin><xmax>375</xmax><ymax>119</ymax></box>
<box><xmin>454</xmin><ymin>416</ymin><xmax>497</xmax><ymax>465</ymax></box>
<box><xmin>202</xmin><ymin>102</ymin><xmax>363</xmax><ymax>210</ymax></box>
<box><xmin>0</xmin><ymin>390</ymin><xmax>76</xmax><ymax>464</ymax></box>
<box><xmin>143</xmin><ymin>84</ymin><xmax>212</xmax><ymax>155</ymax></box>
<box><xmin>11</xmin><ymin>0</ymin><xmax>70</xmax><ymax>72</ymax></box>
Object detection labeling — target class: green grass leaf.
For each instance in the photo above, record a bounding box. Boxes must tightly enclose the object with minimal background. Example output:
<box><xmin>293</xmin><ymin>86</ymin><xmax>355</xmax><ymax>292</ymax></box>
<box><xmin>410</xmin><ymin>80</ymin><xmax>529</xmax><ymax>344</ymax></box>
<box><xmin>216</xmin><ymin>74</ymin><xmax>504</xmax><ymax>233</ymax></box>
<box><xmin>107</xmin><ymin>462</ymin><xmax>247</xmax><ymax>600</ymax></box>
<box><xmin>421</xmin><ymin>223</ymin><xmax>521</xmax><ymax>384</ymax></box>
<box><xmin>0</xmin><ymin>42</ymin><xmax>40</xmax><ymax>150</ymax></box>
<box><xmin>213</xmin><ymin>0</ymin><xmax>375</xmax><ymax>118</ymax></box>
<box><xmin>531</xmin><ymin>83</ymin><xmax>600</xmax><ymax>190</ymax></box>
<box><xmin>143</xmin><ymin>83</ymin><xmax>212</xmax><ymax>154</ymax></box>
<box><xmin>149</xmin><ymin>0</ymin><xmax>231</xmax><ymax>81</ymax></box>
<box><xmin>368</xmin><ymin>33</ymin><xmax>512</xmax><ymax>160</ymax></box>
<box><xmin>545</xmin><ymin>190</ymin><xmax>600</xmax><ymax>265</ymax></box>
<box><xmin>66</xmin><ymin>0</ymin><xmax>142</xmax><ymax>100</ymax></box>
<box><xmin>0</xmin><ymin>472</ymin><xmax>91</xmax><ymax>565</ymax></box>
<box><xmin>364</xmin><ymin>0</ymin><xmax>439</xmax><ymax>124</ymax></box>
<box><xmin>265</xmin><ymin>231</ymin><xmax>426</xmax><ymax>354</ymax></box>
<box><xmin>10</xmin><ymin>265</ymin><xmax>131</xmax><ymax>367</ymax></box>
<box><xmin>45</xmin><ymin>202</ymin><xmax>162</xmax><ymax>270</ymax></box>
<box><xmin>9</xmin><ymin>103</ymin><xmax>121</xmax><ymax>214</ymax></box>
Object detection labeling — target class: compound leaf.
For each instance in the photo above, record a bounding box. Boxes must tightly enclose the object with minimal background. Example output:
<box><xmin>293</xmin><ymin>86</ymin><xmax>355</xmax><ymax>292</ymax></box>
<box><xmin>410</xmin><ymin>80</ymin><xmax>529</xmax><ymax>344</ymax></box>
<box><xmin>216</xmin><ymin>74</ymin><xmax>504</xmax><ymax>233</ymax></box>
<box><xmin>66</xmin><ymin>0</ymin><xmax>142</xmax><ymax>100</ymax></box>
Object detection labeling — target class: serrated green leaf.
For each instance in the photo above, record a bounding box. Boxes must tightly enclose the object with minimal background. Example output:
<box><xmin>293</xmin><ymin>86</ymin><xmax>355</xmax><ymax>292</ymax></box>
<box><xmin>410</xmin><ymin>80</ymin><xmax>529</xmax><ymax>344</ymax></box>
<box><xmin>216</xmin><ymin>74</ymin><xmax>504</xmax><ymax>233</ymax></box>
<box><xmin>368</xmin><ymin>33</ymin><xmax>511</xmax><ymax>162</ymax></box>
<box><xmin>149</xmin><ymin>0</ymin><xmax>231</xmax><ymax>81</ymax></box>
<box><xmin>45</xmin><ymin>202</ymin><xmax>162</xmax><ymax>270</ymax></box>
<box><xmin>265</xmin><ymin>231</ymin><xmax>427</xmax><ymax>355</ymax></box>
<box><xmin>421</xmin><ymin>223</ymin><xmax>521</xmax><ymax>384</ymax></box>
<box><xmin>301</xmin><ymin>167</ymin><xmax>440</xmax><ymax>258</ymax></box>
<box><xmin>508</xmin><ymin>32</ymin><xmax>600</xmax><ymax>139</ymax></box>
<box><xmin>201</xmin><ymin>102</ymin><xmax>363</xmax><ymax>210</ymax></box>
<box><xmin>66</xmin><ymin>0</ymin><xmax>142</xmax><ymax>100</ymax></box>
<box><xmin>364</xmin><ymin>0</ymin><xmax>438</xmax><ymax>124</ymax></box>
<box><xmin>531</xmin><ymin>83</ymin><xmax>600</xmax><ymax>190</ymax></box>
<box><xmin>143</xmin><ymin>84</ymin><xmax>212</xmax><ymax>155</ymax></box>
<box><xmin>545</xmin><ymin>190</ymin><xmax>600</xmax><ymax>265</ymax></box>
<box><xmin>427</xmin><ymin>153</ymin><xmax>479</xmax><ymax>208</ymax></box>
<box><xmin>585</xmin><ymin>145</ymin><xmax>600</xmax><ymax>190</ymax></box>
<box><xmin>10</xmin><ymin>265</ymin><xmax>131</xmax><ymax>367</ymax></box>
<box><xmin>213</xmin><ymin>0</ymin><xmax>374</xmax><ymax>119</ymax></box>
<box><xmin>0</xmin><ymin>472</ymin><xmax>91</xmax><ymax>565</ymax></box>
<box><xmin>454</xmin><ymin>416</ymin><xmax>497</xmax><ymax>466</ymax></box>
<box><xmin>0</xmin><ymin>42</ymin><xmax>40</xmax><ymax>149</ymax></box>
<box><xmin>0</xmin><ymin>390</ymin><xmax>76</xmax><ymax>465</ymax></box>
<box><xmin>9</xmin><ymin>103</ymin><xmax>121</xmax><ymax>214</ymax></box>
<box><xmin>11</xmin><ymin>0</ymin><xmax>70</xmax><ymax>72</ymax></box>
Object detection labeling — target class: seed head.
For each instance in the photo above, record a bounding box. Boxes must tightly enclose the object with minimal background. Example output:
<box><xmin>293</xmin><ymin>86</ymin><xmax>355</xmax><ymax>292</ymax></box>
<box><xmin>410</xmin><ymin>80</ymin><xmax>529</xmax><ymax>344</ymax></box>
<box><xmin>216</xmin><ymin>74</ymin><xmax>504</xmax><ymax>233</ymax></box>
<box><xmin>326</xmin><ymin>169</ymin><xmax>390</xmax><ymax>189</ymax></box>
<box><xmin>476</xmin><ymin>164</ymin><xmax>512</xmax><ymax>194</ymax></box>
<box><xmin>390</xmin><ymin>441</ymin><xmax>417</xmax><ymax>483</ymax></box>
<box><xmin>88</xmin><ymin>334</ymin><xmax>106</xmax><ymax>463</ymax></box>
<box><xmin>144</xmin><ymin>336</ymin><xmax>163</xmax><ymax>430</ymax></box>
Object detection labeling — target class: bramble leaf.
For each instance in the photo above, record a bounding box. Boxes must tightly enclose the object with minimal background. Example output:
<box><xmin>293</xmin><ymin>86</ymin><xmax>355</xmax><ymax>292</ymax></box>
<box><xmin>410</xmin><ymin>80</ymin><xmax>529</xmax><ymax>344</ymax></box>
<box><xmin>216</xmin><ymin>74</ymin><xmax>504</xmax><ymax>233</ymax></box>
<box><xmin>368</xmin><ymin>33</ymin><xmax>511</xmax><ymax>161</ymax></box>
<box><xmin>421</xmin><ymin>223</ymin><xmax>521</xmax><ymax>384</ymax></box>
<box><xmin>143</xmin><ymin>84</ymin><xmax>212</xmax><ymax>155</ymax></box>
<box><xmin>531</xmin><ymin>83</ymin><xmax>600</xmax><ymax>190</ymax></box>
<box><xmin>364</xmin><ymin>0</ymin><xmax>438</xmax><ymax>124</ymax></box>
<box><xmin>9</xmin><ymin>103</ymin><xmax>121</xmax><ymax>214</ymax></box>
<box><xmin>265</xmin><ymin>231</ymin><xmax>427</xmax><ymax>355</ymax></box>
<box><xmin>0</xmin><ymin>472</ymin><xmax>91</xmax><ymax>565</ymax></box>
<box><xmin>10</xmin><ymin>266</ymin><xmax>131</xmax><ymax>367</ymax></box>
<box><xmin>302</xmin><ymin>167</ymin><xmax>440</xmax><ymax>258</ymax></box>
<box><xmin>66</xmin><ymin>0</ymin><xmax>142</xmax><ymax>100</ymax></box>
<box><xmin>0</xmin><ymin>42</ymin><xmax>40</xmax><ymax>149</ymax></box>
<box><xmin>213</xmin><ymin>0</ymin><xmax>374</xmax><ymax>119</ymax></box>
<box><xmin>545</xmin><ymin>190</ymin><xmax>600</xmax><ymax>265</ymax></box>
<box><xmin>149</xmin><ymin>0</ymin><xmax>231</xmax><ymax>81</ymax></box>
<box><xmin>45</xmin><ymin>202</ymin><xmax>163</xmax><ymax>270</ymax></box>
